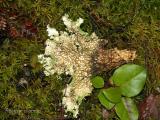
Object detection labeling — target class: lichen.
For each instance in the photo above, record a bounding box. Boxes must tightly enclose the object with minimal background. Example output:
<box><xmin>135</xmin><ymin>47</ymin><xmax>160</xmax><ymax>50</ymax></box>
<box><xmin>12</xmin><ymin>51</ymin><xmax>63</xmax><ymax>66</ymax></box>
<box><xmin>38</xmin><ymin>14</ymin><xmax>137</xmax><ymax>118</ymax></box>
<box><xmin>38</xmin><ymin>14</ymin><xmax>102</xmax><ymax>117</ymax></box>
<box><xmin>96</xmin><ymin>48</ymin><xmax>137</xmax><ymax>72</ymax></box>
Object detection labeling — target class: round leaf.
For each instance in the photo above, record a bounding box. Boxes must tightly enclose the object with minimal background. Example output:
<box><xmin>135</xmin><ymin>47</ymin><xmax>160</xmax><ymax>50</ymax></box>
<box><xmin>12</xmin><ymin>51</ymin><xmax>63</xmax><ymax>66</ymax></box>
<box><xmin>98</xmin><ymin>90</ymin><xmax>115</xmax><ymax>110</ymax></box>
<box><xmin>111</xmin><ymin>64</ymin><xmax>147</xmax><ymax>97</ymax></box>
<box><xmin>102</xmin><ymin>87</ymin><xmax>121</xmax><ymax>103</ymax></box>
<box><xmin>91</xmin><ymin>76</ymin><xmax>104</xmax><ymax>88</ymax></box>
<box><xmin>115</xmin><ymin>97</ymin><xmax>139</xmax><ymax>120</ymax></box>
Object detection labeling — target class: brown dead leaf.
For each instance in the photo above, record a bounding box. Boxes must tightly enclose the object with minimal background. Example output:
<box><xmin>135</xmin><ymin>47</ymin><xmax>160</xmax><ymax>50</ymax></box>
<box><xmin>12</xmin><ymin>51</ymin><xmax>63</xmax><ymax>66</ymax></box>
<box><xmin>139</xmin><ymin>94</ymin><xmax>160</xmax><ymax>120</ymax></box>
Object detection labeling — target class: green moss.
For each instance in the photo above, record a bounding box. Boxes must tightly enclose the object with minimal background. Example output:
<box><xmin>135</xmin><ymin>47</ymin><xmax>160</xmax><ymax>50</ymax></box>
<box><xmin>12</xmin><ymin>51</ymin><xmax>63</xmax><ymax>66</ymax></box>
<box><xmin>0</xmin><ymin>0</ymin><xmax>160</xmax><ymax>119</ymax></box>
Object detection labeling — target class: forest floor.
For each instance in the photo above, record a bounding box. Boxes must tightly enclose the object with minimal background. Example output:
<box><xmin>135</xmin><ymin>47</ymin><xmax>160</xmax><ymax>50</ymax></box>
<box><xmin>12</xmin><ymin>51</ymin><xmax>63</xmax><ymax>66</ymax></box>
<box><xmin>0</xmin><ymin>0</ymin><xmax>160</xmax><ymax>119</ymax></box>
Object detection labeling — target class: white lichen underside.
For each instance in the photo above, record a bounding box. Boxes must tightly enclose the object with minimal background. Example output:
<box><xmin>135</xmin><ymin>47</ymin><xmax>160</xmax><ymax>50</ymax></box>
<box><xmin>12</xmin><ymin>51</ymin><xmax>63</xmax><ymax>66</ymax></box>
<box><xmin>38</xmin><ymin>14</ymin><xmax>102</xmax><ymax>117</ymax></box>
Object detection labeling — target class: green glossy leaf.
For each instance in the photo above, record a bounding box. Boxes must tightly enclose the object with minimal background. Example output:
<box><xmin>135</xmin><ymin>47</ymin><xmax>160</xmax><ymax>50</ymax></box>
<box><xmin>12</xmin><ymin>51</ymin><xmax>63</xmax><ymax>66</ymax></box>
<box><xmin>111</xmin><ymin>64</ymin><xmax>147</xmax><ymax>97</ymax></box>
<box><xmin>115</xmin><ymin>97</ymin><xmax>139</xmax><ymax>120</ymax></box>
<box><xmin>98</xmin><ymin>90</ymin><xmax>115</xmax><ymax>110</ymax></box>
<box><xmin>91</xmin><ymin>76</ymin><xmax>104</xmax><ymax>88</ymax></box>
<box><xmin>102</xmin><ymin>87</ymin><xmax>121</xmax><ymax>103</ymax></box>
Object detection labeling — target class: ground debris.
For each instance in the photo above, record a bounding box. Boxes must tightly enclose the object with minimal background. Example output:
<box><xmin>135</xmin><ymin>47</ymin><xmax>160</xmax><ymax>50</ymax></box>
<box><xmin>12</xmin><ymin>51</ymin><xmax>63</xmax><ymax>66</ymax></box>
<box><xmin>139</xmin><ymin>94</ymin><xmax>160</xmax><ymax>120</ymax></box>
<box><xmin>95</xmin><ymin>47</ymin><xmax>136</xmax><ymax>72</ymax></box>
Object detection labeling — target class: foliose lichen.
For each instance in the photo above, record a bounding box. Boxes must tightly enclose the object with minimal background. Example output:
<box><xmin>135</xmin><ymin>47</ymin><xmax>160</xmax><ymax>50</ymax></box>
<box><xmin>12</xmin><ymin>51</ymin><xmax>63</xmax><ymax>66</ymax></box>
<box><xmin>38</xmin><ymin>14</ymin><xmax>137</xmax><ymax>118</ymax></box>
<box><xmin>38</xmin><ymin>14</ymin><xmax>102</xmax><ymax>117</ymax></box>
